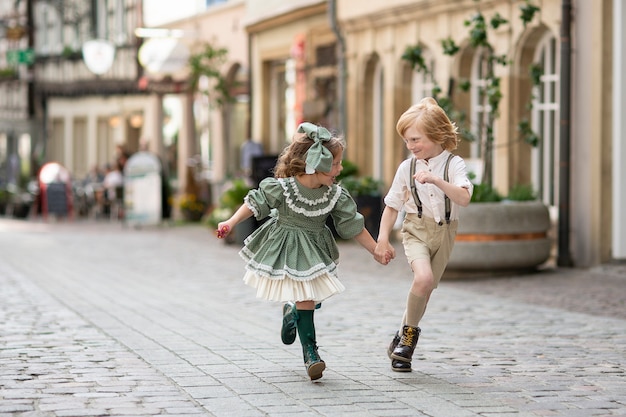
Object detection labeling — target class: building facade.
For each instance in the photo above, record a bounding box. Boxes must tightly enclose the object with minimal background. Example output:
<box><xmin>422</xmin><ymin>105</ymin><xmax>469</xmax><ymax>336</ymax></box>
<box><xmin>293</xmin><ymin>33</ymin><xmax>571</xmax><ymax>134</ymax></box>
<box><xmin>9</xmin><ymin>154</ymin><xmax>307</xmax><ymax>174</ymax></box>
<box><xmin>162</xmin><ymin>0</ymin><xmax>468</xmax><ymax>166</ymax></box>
<box><xmin>0</xmin><ymin>0</ymin><xmax>34</xmax><ymax>189</ymax></box>
<box><xmin>32</xmin><ymin>0</ymin><xmax>150</xmax><ymax>181</ymax></box>
<box><xmin>151</xmin><ymin>0</ymin><xmax>249</xmax><ymax>194</ymax></box>
<box><xmin>245</xmin><ymin>0</ymin><xmax>624</xmax><ymax>267</ymax></box>
<box><xmin>1</xmin><ymin>0</ymin><xmax>624</xmax><ymax>267</ymax></box>
<box><xmin>245</xmin><ymin>0</ymin><xmax>339</xmax><ymax>155</ymax></box>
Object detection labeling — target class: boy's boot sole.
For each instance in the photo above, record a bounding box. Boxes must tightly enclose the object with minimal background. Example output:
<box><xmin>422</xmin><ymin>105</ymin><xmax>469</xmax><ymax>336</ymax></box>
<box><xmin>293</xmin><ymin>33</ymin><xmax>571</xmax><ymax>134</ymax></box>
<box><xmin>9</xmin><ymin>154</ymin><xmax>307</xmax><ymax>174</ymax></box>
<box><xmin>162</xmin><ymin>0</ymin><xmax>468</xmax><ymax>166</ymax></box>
<box><xmin>391</xmin><ymin>359</ymin><xmax>412</xmax><ymax>372</ymax></box>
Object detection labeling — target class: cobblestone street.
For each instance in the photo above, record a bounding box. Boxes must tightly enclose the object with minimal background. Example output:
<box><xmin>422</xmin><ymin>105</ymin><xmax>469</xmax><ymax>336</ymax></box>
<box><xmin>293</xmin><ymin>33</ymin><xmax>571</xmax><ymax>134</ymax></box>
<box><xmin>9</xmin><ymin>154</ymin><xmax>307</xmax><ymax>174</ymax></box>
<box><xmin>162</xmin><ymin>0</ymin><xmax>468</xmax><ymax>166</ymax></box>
<box><xmin>1</xmin><ymin>218</ymin><xmax>624</xmax><ymax>417</ymax></box>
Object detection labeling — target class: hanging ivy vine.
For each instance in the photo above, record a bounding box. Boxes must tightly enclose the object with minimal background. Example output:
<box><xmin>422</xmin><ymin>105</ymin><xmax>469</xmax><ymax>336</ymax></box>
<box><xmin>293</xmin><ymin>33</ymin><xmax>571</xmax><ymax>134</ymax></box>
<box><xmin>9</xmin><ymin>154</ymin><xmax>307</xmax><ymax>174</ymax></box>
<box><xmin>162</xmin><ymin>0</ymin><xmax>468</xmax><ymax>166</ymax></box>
<box><xmin>188</xmin><ymin>42</ymin><xmax>234</xmax><ymax>108</ymax></box>
<box><xmin>401</xmin><ymin>0</ymin><xmax>542</xmax><ymax>189</ymax></box>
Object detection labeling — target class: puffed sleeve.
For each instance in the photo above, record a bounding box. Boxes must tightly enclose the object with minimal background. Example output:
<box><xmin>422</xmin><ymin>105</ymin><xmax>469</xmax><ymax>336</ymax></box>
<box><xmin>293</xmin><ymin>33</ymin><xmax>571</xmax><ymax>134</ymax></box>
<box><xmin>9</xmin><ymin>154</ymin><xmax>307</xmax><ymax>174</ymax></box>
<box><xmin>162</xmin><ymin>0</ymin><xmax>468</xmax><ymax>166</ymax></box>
<box><xmin>330</xmin><ymin>186</ymin><xmax>365</xmax><ymax>240</ymax></box>
<box><xmin>244</xmin><ymin>177</ymin><xmax>283</xmax><ymax>220</ymax></box>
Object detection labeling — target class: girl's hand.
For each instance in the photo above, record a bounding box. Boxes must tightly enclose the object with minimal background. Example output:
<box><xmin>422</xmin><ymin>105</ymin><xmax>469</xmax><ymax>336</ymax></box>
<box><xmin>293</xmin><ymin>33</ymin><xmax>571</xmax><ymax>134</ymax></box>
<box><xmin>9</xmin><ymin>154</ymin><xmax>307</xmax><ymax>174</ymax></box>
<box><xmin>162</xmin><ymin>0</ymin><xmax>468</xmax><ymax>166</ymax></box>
<box><xmin>374</xmin><ymin>242</ymin><xmax>396</xmax><ymax>265</ymax></box>
<box><xmin>215</xmin><ymin>222</ymin><xmax>231</xmax><ymax>239</ymax></box>
<box><xmin>373</xmin><ymin>250</ymin><xmax>394</xmax><ymax>265</ymax></box>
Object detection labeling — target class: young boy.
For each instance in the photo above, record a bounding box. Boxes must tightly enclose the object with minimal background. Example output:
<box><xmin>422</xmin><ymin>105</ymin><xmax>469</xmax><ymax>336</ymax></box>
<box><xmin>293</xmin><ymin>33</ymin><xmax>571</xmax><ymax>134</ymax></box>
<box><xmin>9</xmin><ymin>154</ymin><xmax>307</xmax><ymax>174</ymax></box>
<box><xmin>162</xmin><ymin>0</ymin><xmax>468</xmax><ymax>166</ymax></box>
<box><xmin>375</xmin><ymin>97</ymin><xmax>473</xmax><ymax>372</ymax></box>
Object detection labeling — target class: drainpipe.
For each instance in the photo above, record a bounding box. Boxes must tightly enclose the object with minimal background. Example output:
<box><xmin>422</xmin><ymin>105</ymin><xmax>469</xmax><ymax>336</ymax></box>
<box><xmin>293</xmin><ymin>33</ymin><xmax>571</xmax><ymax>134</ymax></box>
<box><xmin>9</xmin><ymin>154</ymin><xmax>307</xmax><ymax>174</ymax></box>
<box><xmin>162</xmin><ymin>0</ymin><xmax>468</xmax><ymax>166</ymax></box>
<box><xmin>247</xmin><ymin>32</ymin><xmax>253</xmax><ymax>141</ymax></box>
<box><xmin>328</xmin><ymin>0</ymin><xmax>346</xmax><ymax>136</ymax></box>
<box><xmin>557</xmin><ymin>0</ymin><xmax>573</xmax><ymax>267</ymax></box>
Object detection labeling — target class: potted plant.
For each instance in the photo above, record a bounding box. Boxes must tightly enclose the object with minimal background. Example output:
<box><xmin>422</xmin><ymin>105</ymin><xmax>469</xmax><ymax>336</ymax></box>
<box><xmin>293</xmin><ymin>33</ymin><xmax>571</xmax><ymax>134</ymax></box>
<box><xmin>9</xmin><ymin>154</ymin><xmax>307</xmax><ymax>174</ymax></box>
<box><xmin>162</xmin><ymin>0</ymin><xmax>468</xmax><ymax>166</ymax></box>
<box><xmin>401</xmin><ymin>1</ymin><xmax>551</xmax><ymax>273</ymax></box>
<box><xmin>0</xmin><ymin>186</ymin><xmax>8</xmax><ymax>215</ymax></box>
<box><xmin>178</xmin><ymin>193</ymin><xmax>207</xmax><ymax>222</ymax></box>
<box><xmin>178</xmin><ymin>165</ymin><xmax>208</xmax><ymax>222</ymax></box>
<box><xmin>447</xmin><ymin>182</ymin><xmax>552</xmax><ymax>273</ymax></box>
<box><xmin>207</xmin><ymin>178</ymin><xmax>254</xmax><ymax>244</ymax></box>
<box><xmin>337</xmin><ymin>161</ymin><xmax>384</xmax><ymax>239</ymax></box>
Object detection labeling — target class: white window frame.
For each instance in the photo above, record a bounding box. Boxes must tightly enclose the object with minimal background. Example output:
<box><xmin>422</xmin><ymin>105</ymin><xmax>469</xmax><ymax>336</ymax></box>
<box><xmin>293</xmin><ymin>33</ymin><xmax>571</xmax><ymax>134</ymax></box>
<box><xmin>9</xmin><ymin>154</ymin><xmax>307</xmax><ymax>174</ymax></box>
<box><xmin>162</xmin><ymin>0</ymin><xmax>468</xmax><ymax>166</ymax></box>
<box><xmin>470</xmin><ymin>47</ymin><xmax>492</xmax><ymax>160</ymax></box>
<box><xmin>531</xmin><ymin>33</ymin><xmax>560</xmax><ymax>207</ymax></box>
<box><xmin>36</xmin><ymin>3</ymin><xmax>62</xmax><ymax>55</ymax></box>
<box><xmin>411</xmin><ymin>48</ymin><xmax>435</xmax><ymax>103</ymax></box>
<box><xmin>372</xmin><ymin>61</ymin><xmax>384</xmax><ymax>179</ymax></box>
<box><xmin>114</xmin><ymin>0</ymin><xmax>127</xmax><ymax>45</ymax></box>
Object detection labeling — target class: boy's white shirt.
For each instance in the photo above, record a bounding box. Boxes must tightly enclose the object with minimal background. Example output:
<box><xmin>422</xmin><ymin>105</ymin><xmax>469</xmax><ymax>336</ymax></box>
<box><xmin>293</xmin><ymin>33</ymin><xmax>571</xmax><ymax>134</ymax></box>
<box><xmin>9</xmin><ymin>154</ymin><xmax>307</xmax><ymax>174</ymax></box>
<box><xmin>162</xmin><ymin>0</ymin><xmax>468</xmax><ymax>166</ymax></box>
<box><xmin>384</xmin><ymin>150</ymin><xmax>473</xmax><ymax>224</ymax></box>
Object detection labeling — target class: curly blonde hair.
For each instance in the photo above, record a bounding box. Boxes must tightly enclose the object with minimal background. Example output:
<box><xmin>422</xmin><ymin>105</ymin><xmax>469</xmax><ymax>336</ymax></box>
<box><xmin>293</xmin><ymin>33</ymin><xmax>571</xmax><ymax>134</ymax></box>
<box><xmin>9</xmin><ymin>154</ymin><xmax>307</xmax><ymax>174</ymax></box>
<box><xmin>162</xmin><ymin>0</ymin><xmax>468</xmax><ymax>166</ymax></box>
<box><xmin>273</xmin><ymin>130</ymin><xmax>345</xmax><ymax>178</ymax></box>
<box><xmin>396</xmin><ymin>97</ymin><xmax>459</xmax><ymax>151</ymax></box>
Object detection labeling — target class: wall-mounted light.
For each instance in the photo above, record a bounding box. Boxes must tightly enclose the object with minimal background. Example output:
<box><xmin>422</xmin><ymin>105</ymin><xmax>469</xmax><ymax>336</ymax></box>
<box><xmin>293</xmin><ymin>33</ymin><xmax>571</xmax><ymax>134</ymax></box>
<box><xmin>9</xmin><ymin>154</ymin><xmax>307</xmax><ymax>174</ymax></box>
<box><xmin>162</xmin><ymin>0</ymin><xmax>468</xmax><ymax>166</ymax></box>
<box><xmin>129</xmin><ymin>113</ymin><xmax>144</xmax><ymax>128</ymax></box>
<box><xmin>109</xmin><ymin>115</ymin><xmax>121</xmax><ymax>127</ymax></box>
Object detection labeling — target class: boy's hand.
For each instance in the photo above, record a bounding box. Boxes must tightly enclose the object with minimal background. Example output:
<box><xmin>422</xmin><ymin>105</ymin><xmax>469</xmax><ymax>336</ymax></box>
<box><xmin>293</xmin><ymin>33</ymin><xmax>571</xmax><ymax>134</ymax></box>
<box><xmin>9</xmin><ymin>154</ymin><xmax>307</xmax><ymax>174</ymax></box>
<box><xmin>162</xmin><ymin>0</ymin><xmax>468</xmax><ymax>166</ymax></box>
<box><xmin>384</xmin><ymin>249</ymin><xmax>395</xmax><ymax>264</ymax></box>
<box><xmin>374</xmin><ymin>242</ymin><xmax>396</xmax><ymax>265</ymax></box>
<box><xmin>414</xmin><ymin>171</ymin><xmax>438</xmax><ymax>185</ymax></box>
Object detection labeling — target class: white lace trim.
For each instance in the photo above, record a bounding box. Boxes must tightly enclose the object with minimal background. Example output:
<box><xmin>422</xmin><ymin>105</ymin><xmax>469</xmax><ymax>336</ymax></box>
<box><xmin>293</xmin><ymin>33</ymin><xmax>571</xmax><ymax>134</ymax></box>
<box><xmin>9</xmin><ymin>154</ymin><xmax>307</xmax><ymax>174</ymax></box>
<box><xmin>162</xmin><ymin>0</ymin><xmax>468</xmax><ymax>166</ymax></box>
<box><xmin>278</xmin><ymin>177</ymin><xmax>341</xmax><ymax>217</ymax></box>
<box><xmin>240</xmin><ymin>246</ymin><xmax>338</xmax><ymax>281</ymax></box>
<box><xmin>287</xmin><ymin>177</ymin><xmax>334</xmax><ymax>205</ymax></box>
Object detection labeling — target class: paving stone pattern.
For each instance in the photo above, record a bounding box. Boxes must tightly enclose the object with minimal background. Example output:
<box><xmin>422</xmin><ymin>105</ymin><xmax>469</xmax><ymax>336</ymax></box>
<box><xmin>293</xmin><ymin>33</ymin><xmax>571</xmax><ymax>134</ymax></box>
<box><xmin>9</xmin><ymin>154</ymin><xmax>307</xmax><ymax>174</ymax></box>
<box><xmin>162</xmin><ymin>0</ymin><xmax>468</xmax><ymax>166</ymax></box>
<box><xmin>0</xmin><ymin>218</ymin><xmax>624</xmax><ymax>417</ymax></box>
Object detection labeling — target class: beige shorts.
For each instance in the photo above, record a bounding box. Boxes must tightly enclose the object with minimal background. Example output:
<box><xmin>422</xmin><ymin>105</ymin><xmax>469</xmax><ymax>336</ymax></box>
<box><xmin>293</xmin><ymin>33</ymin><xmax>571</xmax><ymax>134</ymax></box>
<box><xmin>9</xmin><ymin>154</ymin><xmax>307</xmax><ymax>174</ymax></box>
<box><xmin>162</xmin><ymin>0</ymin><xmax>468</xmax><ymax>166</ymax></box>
<box><xmin>401</xmin><ymin>213</ymin><xmax>458</xmax><ymax>286</ymax></box>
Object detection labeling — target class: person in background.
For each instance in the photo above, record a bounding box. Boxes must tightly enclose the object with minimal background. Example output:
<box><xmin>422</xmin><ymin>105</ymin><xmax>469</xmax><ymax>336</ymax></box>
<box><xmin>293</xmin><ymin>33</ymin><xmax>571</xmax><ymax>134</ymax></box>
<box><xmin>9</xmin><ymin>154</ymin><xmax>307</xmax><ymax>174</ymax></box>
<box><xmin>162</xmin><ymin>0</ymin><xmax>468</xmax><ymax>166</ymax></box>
<box><xmin>102</xmin><ymin>160</ymin><xmax>124</xmax><ymax>218</ymax></box>
<box><xmin>240</xmin><ymin>138</ymin><xmax>264</xmax><ymax>181</ymax></box>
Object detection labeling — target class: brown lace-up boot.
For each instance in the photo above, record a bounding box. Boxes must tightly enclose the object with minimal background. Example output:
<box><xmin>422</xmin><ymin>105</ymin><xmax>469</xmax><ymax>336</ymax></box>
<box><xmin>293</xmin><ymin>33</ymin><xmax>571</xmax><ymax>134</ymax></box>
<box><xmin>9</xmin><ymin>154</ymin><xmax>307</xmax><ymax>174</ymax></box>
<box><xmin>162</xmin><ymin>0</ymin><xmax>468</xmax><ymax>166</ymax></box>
<box><xmin>390</xmin><ymin>325</ymin><xmax>420</xmax><ymax>363</ymax></box>
<box><xmin>387</xmin><ymin>331</ymin><xmax>412</xmax><ymax>372</ymax></box>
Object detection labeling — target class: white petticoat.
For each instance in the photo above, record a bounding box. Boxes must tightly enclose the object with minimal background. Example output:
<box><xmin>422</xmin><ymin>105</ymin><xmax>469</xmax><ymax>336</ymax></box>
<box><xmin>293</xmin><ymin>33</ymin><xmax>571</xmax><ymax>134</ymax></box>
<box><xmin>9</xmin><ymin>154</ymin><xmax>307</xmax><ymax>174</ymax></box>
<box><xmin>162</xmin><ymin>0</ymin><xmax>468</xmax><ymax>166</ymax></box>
<box><xmin>243</xmin><ymin>271</ymin><xmax>345</xmax><ymax>303</ymax></box>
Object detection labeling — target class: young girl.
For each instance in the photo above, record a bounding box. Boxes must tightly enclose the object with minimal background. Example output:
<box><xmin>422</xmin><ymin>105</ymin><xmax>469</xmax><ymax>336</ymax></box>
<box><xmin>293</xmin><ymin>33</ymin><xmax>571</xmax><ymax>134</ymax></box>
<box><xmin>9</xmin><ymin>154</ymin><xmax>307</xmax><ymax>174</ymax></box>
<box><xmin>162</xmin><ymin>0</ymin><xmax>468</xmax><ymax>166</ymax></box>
<box><xmin>375</xmin><ymin>97</ymin><xmax>473</xmax><ymax>372</ymax></box>
<box><xmin>216</xmin><ymin>122</ymin><xmax>391</xmax><ymax>381</ymax></box>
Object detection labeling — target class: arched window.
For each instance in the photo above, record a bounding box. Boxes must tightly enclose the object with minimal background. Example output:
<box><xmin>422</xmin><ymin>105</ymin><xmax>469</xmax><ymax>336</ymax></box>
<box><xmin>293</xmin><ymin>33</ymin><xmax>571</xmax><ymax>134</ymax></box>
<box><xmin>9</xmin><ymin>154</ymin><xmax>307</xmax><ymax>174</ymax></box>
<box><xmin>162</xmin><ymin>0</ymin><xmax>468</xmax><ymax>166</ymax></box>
<box><xmin>36</xmin><ymin>3</ymin><xmax>62</xmax><ymax>55</ymax></box>
<box><xmin>470</xmin><ymin>47</ymin><xmax>492</xmax><ymax>160</ymax></box>
<box><xmin>531</xmin><ymin>34</ymin><xmax>559</xmax><ymax>206</ymax></box>
<box><xmin>411</xmin><ymin>48</ymin><xmax>435</xmax><ymax>103</ymax></box>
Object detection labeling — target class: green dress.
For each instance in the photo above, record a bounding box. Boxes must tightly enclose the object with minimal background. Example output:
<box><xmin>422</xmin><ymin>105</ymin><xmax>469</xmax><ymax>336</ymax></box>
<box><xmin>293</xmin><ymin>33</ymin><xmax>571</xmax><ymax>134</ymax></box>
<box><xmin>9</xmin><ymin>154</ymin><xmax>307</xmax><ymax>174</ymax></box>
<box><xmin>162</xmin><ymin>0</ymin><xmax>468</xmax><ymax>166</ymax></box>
<box><xmin>240</xmin><ymin>177</ymin><xmax>365</xmax><ymax>303</ymax></box>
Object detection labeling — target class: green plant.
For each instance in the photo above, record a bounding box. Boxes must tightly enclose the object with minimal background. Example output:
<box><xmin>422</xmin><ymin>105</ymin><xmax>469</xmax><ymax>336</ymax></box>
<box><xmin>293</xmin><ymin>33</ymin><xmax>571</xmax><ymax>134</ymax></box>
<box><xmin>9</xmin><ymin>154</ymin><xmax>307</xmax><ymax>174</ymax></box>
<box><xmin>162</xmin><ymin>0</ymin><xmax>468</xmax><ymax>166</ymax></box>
<box><xmin>178</xmin><ymin>193</ymin><xmax>207</xmax><ymax>213</ymax></box>
<box><xmin>506</xmin><ymin>183</ymin><xmax>536</xmax><ymax>201</ymax></box>
<box><xmin>401</xmin><ymin>0</ymin><xmax>541</xmax><ymax>188</ymax></box>
<box><xmin>219</xmin><ymin>179</ymin><xmax>251</xmax><ymax>210</ymax></box>
<box><xmin>188</xmin><ymin>42</ymin><xmax>233</xmax><ymax>107</ymax></box>
<box><xmin>206</xmin><ymin>179</ymin><xmax>252</xmax><ymax>228</ymax></box>
<box><xmin>339</xmin><ymin>176</ymin><xmax>383</xmax><ymax>198</ymax></box>
<box><xmin>471</xmin><ymin>183</ymin><xmax>503</xmax><ymax>203</ymax></box>
<box><xmin>337</xmin><ymin>160</ymin><xmax>359</xmax><ymax>180</ymax></box>
<box><xmin>336</xmin><ymin>160</ymin><xmax>383</xmax><ymax>198</ymax></box>
<box><xmin>0</xmin><ymin>67</ymin><xmax>18</xmax><ymax>79</ymax></box>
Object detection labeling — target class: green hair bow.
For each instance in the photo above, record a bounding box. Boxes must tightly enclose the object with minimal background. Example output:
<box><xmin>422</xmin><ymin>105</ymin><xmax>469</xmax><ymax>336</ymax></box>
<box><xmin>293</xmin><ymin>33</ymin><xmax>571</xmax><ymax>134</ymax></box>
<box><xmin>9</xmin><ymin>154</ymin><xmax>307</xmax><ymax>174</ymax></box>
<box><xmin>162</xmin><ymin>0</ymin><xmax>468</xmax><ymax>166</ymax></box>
<box><xmin>297</xmin><ymin>122</ymin><xmax>333</xmax><ymax>174</ymax></box>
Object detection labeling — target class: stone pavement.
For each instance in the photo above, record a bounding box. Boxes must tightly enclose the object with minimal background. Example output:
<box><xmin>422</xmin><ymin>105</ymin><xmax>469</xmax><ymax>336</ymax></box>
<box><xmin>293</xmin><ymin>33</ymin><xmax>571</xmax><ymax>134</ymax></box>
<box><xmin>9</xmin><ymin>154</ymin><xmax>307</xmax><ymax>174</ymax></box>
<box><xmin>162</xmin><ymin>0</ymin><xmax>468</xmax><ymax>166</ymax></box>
<box><xmin>0</xmin><ymin>217</ymin><xmax>624</xmax><ymax>417</ymax></box>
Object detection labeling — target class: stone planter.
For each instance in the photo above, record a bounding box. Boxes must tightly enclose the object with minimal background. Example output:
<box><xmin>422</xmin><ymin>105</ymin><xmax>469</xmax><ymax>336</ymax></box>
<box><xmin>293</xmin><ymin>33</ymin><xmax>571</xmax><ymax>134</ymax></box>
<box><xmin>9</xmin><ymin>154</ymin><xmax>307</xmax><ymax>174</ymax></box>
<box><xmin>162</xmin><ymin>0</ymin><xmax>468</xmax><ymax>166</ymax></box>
<box><xmin>447</xmin><ymin>201</ymin><xmax>552</xmax><ymax>273</ymax></box>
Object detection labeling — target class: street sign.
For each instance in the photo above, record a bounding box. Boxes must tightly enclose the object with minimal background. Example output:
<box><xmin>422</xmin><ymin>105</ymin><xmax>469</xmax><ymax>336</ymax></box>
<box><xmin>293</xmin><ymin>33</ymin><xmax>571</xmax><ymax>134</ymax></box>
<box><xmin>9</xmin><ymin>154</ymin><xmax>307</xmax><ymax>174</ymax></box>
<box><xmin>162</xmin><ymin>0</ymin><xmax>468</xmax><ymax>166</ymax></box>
<box><xmin>6</xmin><ymin>49</ymin><xmax>34</xmax><ymax>65</ymax></box>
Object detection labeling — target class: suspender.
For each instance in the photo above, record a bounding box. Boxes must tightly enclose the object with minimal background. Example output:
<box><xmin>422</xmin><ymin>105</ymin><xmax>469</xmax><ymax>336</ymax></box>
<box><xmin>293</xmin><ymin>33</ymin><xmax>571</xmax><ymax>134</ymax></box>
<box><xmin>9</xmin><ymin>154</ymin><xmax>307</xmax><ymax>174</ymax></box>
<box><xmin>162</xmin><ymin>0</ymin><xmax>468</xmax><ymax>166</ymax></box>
<box><xmin>410</xmin><ymin>153</ymin><xmax>455</xmax><ymax>224</ymax></box>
